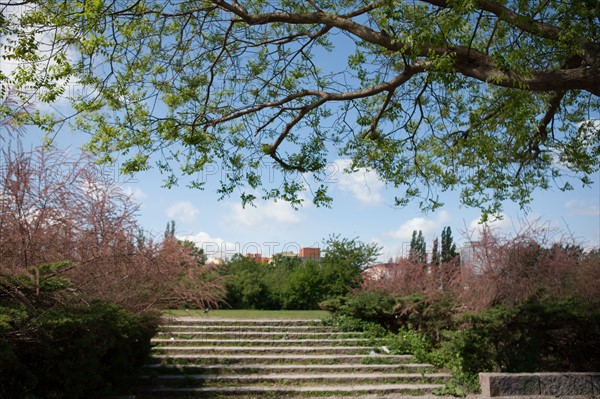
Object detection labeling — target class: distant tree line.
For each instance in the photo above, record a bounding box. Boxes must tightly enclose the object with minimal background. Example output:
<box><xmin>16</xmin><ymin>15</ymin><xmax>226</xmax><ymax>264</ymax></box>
<box><xmin>221</xmin><ymin>236</ymin><xmax>381</xmax><ymax>310</ymax></box>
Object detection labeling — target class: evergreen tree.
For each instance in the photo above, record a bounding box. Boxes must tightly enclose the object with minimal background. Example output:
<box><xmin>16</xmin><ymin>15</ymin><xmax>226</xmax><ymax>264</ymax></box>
<box><xmin>431</xmin><ymin>237</ymin><xmax>440</xmax><ymax>266</ymax></box>
<box><xmin>165</xmin><ymin>220</ymin><xmax>176</xmax><ymax>239</ymax></box>
<box><xmin>441</xmin><ymin>226</ymin><xmax>458</xmax><ymax>264</ymax></box>
<box><xmin>409</xmin><ymin>230</ymin><xmax>427</xmax><ymax>264</ymax></box>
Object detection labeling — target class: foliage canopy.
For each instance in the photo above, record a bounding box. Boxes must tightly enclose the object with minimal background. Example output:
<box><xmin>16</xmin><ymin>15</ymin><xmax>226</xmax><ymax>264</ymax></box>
<box><xmin>1</xmin><ymin>0</ymin><xmax>599</xmax><ymax>214</ymax></box>
<box><xmin>222</xmin><ymin>235</ymin><xmax>380</xmax><ymax>309</ymax></box>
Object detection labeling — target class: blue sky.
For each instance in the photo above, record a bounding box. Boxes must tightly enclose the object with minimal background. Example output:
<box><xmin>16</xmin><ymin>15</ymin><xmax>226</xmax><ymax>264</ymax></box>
<box><xmin>8</xmin><ymin>106</ymin><xmax>600</xmax><ymax>262</ymax></box>
<box><xmin>128</xmin><ymin>161</ymin><xmax>600</xmax><ymax>262</ymax></box>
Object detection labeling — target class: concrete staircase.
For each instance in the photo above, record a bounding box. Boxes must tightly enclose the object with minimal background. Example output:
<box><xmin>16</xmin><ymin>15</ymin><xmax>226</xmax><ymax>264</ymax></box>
<box><xmin>136</xmin><ymin>317</ymin><xmax>452</xmax><ymax>398</ymax></box>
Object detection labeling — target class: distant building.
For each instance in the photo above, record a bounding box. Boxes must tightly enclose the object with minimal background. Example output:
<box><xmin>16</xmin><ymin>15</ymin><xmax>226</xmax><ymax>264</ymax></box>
<box><xmin>245</xmin><ymin>253</ymin><xmax>270</xmax><ymax>263</ymax></box>
<box><xmin>208</xmin><ymin>257</ymin><xmax>226</xmax><ymax>266</ymax></box>
<box><xmin>362</xmin><ymin>263</ymin><xmax>399</xmax><ymax>281</ymax></box>
<box><xmin>300</xmin><ymin>247</ymin><xmax>321</xmax><ymax>261</ymax></box>
<box><xmin>460</xmin><ymin>241</ymin><xmax>486</xmax><ymax>274</ymax></box>
<box><xmin>278</xmin><ymin>251</ymin><xmax>298</xmax><ymax>258</ymax></box>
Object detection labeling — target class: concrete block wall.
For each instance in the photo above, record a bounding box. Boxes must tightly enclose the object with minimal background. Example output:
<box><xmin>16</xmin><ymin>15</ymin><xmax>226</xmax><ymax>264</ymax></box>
<box><xmin>480</xmin><ymin>372</ymin><xmax>600</xmax><ymax>397</ymax></box>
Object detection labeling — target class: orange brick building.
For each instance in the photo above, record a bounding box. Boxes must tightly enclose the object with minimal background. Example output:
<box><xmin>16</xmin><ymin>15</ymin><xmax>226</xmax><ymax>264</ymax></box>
<box><xmin>299</xmin><ymin>247</ymin><xmax>321</xmax><ymax>261</ymax></box>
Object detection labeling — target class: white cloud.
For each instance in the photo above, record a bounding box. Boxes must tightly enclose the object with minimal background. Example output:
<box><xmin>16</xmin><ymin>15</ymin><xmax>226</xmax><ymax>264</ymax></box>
<box><xmin>123</xmin><ymin>186</ymin><xmax>147</xmax><ymax>203</ymax></box>
<box><xmin>79</xmin><ymin>177</ymin><xmax>121</xmax><ymax>201</ymax></box>
<box><xmin>166</xmin><ymin>201</ymin><xmax>199</xmax><ymax>225</ymax></box>
<box><xmin>179</xmin><ymin>230</ymin><xmax>295</xmax><ymax>260</ymax></box>
<box><xmin>382</xmin><ymin>211</ymin><xmax>451</xmax><ymax>259</ymax></box>
<box><xmin>578</xmin><ymin>119</ymin><xmax>600</xmax><ymax>131</ymax></box>
<box><xmin>463</xmin><ymin>214</ymin><xmax>573</xmax><ymax>245</ymax></box>
<box><xmin>331</xmin><ymin>159</ymin><xmax>384</xmax><ymax>205</ymax></box>
<box><xmin>565</xmin><ymin>198</ymin><xmax>600</xmax><ymax>217</ymax></box>
<box><xmin>225</xmin><ymin>200</ymin><xmax>302</xmax><ymax>229</ymax></box>
<box><xmin>465</xmin><ymin>213</ymin><xmax>514</xmax><ymax>239</ymax></box>
<box><xmin>178</xmin><ymin>231</ymin><xmax>238</xmax><ymax>261</ymax></box>
<box><xmin>388</xmin><ymin>210</ymin><xmax>450</xmax><ymax>242</ymax></box>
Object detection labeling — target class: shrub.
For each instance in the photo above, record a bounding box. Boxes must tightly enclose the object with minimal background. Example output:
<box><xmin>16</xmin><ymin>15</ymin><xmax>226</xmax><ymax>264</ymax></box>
<box><xmin>431</xmin><ymin>299</ymin><xmax>600</xmax><ymax>393</ymax></box>
<box><xmin>0</xmin><ymin>147</ymin><xmax>226</xmax><ymax>314</ymax></box>
<box><xmin>0</xmin><ymin>265</ymin><xmax>159</xmax><ymax>399</ymax></box>
<box><xmin>324</xmin><ymin>314</ymin><xmax>387</xmax><ymax>337</ymax></box>
<box><xmin>340</xmin><ymin>290</ymin><xmax>396</xmax><ymax>327</ymax></box>
<box><xmin>393</xmin><ymin>293</ymin><xmax>457</xmax><ymax>342</ymax></box>
<box><xmin>387</xmin><ymin>328</ymin><xmax>433</xmax><ymax>361</ymax></box>
<box><xmin>0</xmin><ymin>302</ymin><xmax>158</xmax><ymax>399</ymax></box>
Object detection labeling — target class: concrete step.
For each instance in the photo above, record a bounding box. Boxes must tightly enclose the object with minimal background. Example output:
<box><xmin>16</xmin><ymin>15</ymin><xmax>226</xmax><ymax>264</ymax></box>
<box><xmin>156</xmin><ymin>331</ymin><xmax>364</xmax><ymax>339</ymax></box>
<box><xmin>162</xmin><ymin>318</ymin><xmax>323</xmax><ymax>326</ymax></box>
<box><xmin>148</xmin><ymin>353</ymin><xmax>415</xmax><ymax>365</ymax></box>
<box><xmin>138</xmin><ymin>317</ymin><xmax>452</xmax><ymax>398</ymax></box>
<box><xmin>139</xmin><ymin>395</ymin><xmax>456</xmax><ymax>399</ymax></box>
<box><xmin>160</xmin><ymin>324</ymin><xmax>334</xmax><ymax>333</ymax></box>
<box><xmin>140</xmin><ymin>372</ymin><xmax>451</xmax><ymax>386</ymax></box>
<box><xmin>144</xmin><ymin>362</ymin><xmax>439</xmax><ymax>374</ymax></box>
<box><xmin>137</xmin><ymin>383</ymin><xmax>447</xmax><ymax>397</ymax></box>
<box><xmin>152</xmin><ymin>338</ymin><xmax>371</xmax><ymax>346</ymax></box>
<box><xmin>163</xmin><ymin>316</ymin><xmax>322</xmax><ymax>325</ymax></box>
<box><xmin>152</xmin><ymin>345</ymin><xmax>376</xmax><ymax>356</ymax></box>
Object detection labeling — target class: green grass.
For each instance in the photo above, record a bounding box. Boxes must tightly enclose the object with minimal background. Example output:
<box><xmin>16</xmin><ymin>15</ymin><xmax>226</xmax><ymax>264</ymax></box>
<box><xmin>163</xmin><ymin>309</ymin><xmax>331</xmax><ymax>320</ymax></box>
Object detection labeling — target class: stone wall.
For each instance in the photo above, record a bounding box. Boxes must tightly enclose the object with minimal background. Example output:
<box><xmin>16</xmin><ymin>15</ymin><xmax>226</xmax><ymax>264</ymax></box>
<box><xmin>480</xmin><ymin>372</ymin><xmax>600</xmax><ymax>397</ymax></box>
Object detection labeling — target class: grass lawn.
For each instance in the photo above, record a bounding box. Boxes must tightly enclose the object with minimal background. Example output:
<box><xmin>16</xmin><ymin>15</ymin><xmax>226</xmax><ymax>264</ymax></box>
<box><xmin>163</xmin><ymin>309</ymin><xmax>331</xmax><ymax>320</ymax></box>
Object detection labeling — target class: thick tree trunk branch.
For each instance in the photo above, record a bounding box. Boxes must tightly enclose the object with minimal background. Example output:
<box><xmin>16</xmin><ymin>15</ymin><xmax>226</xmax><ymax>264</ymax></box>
<box><xmin>451</xmin><ymin>47</ymin><xmax>600</xmax><ymax>95</ymax></box>
<box><xmin>212</xmin><ymin>0</ymin><xmax>599</xmax><ymax>96</ymax></box>
<box><xmin>420</xmin><ymin>0</ymin><xmax>562</xmax><ymax>40</ymax></box>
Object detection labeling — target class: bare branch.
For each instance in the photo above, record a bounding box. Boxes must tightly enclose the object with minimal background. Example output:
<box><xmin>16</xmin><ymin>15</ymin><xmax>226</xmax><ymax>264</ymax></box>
<box><xmin>367</xmin><ymin>88</ymin><xmax>396</xmax><ymax>140</ymax></box>
<box><xmin>209</xmin><ymin>66</ymin><xmax>422</xmax><ymax>128</ymax></box>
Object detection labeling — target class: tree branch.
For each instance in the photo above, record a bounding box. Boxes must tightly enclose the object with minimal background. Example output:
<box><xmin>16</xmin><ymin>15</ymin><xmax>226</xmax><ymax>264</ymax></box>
<box><xmin>211</xmin><ymin>0</ymin><xmax>599</xmax><ymax>95</ymax></box>
<box><xmin>515</xmin><ymin>91</ymin><xmax>565</xmax><ymax>177</ymax></box>
<box><xmin>420</xmin><ymin>0</ymin><xmax>562</xmax><ymax>40</ymax></box>
<box><xmin>208</xmin><ymin>64</ymin><xmax>426</xmax><ymax>129</ymax></box>
<box><xmin>367</xmin><ymin>88</ymin><xmax>396</xmax><ymax>140</ymax></box>
<box><xmin>262</xmin><ymin>66</ymin><xmax>427</xmax><ymax>172</ymax></box>
<box><xmin>451</xmin><ymin>47</ymin><xmax>600</xmax><ymax>95</ymax></box>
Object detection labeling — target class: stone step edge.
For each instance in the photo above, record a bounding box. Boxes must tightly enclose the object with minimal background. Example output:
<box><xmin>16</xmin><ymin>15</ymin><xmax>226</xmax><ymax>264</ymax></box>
<box><xmin>138</xmin><ymin>383</ymin><xmax>446</xmax><ymax>393</ymax></box>
<box><xmin>153</xmin><ymin>345</ymin><xmax>373</xmax><ymax>351</ymax></box>
<box><xmin>145</xmin><ymin>363</ymin><xmax>436</xmax><ymax>371</ymax></box>
<box><xmin>137</xmin><ymin>394</ymin><xmax>458</xmax><ymax>399</ymax></box>
<box><xmin>150</xmin><ymin>354</ymin><xmax>413</xmax><ymax>360</ymax></box>
<box><xmin>162</xmin><ymin>318</ymin><xmax>323</xmax><ymax>324</ymax></box>
<box><xmin>152</xmin><ymin>339</ymin><xmax>371</xmax><ymax>344</ymax></box>
<box><xmin>140</xmin><ymin>372</ymin><xmax>451</xmax><ymax>380</ymax></box>
<box><xmin>157</xmin><ymin>331</ymin><xmax>357</xmax><ymax>335</ymax></box>
<box><xmin>160</xmin><ymin>325</ymin><xmax>333</xmax><ymax>331</ymax></box>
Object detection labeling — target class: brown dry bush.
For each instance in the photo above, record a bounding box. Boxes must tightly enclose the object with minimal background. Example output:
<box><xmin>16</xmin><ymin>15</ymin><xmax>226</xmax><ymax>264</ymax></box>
<box><xmin>361</xmin><ymin>221</ymin><xmax>599</xmax><ymax>328</ymax></box>
<box><xmin>0</xmin><ymin>146</ymin><xmax>225</xmax><ymax>313</ymax></box>
<box><xmin>456</xmin><ymin>223</ymin><xmax>599</xmax><ymax>311</ymax></box>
